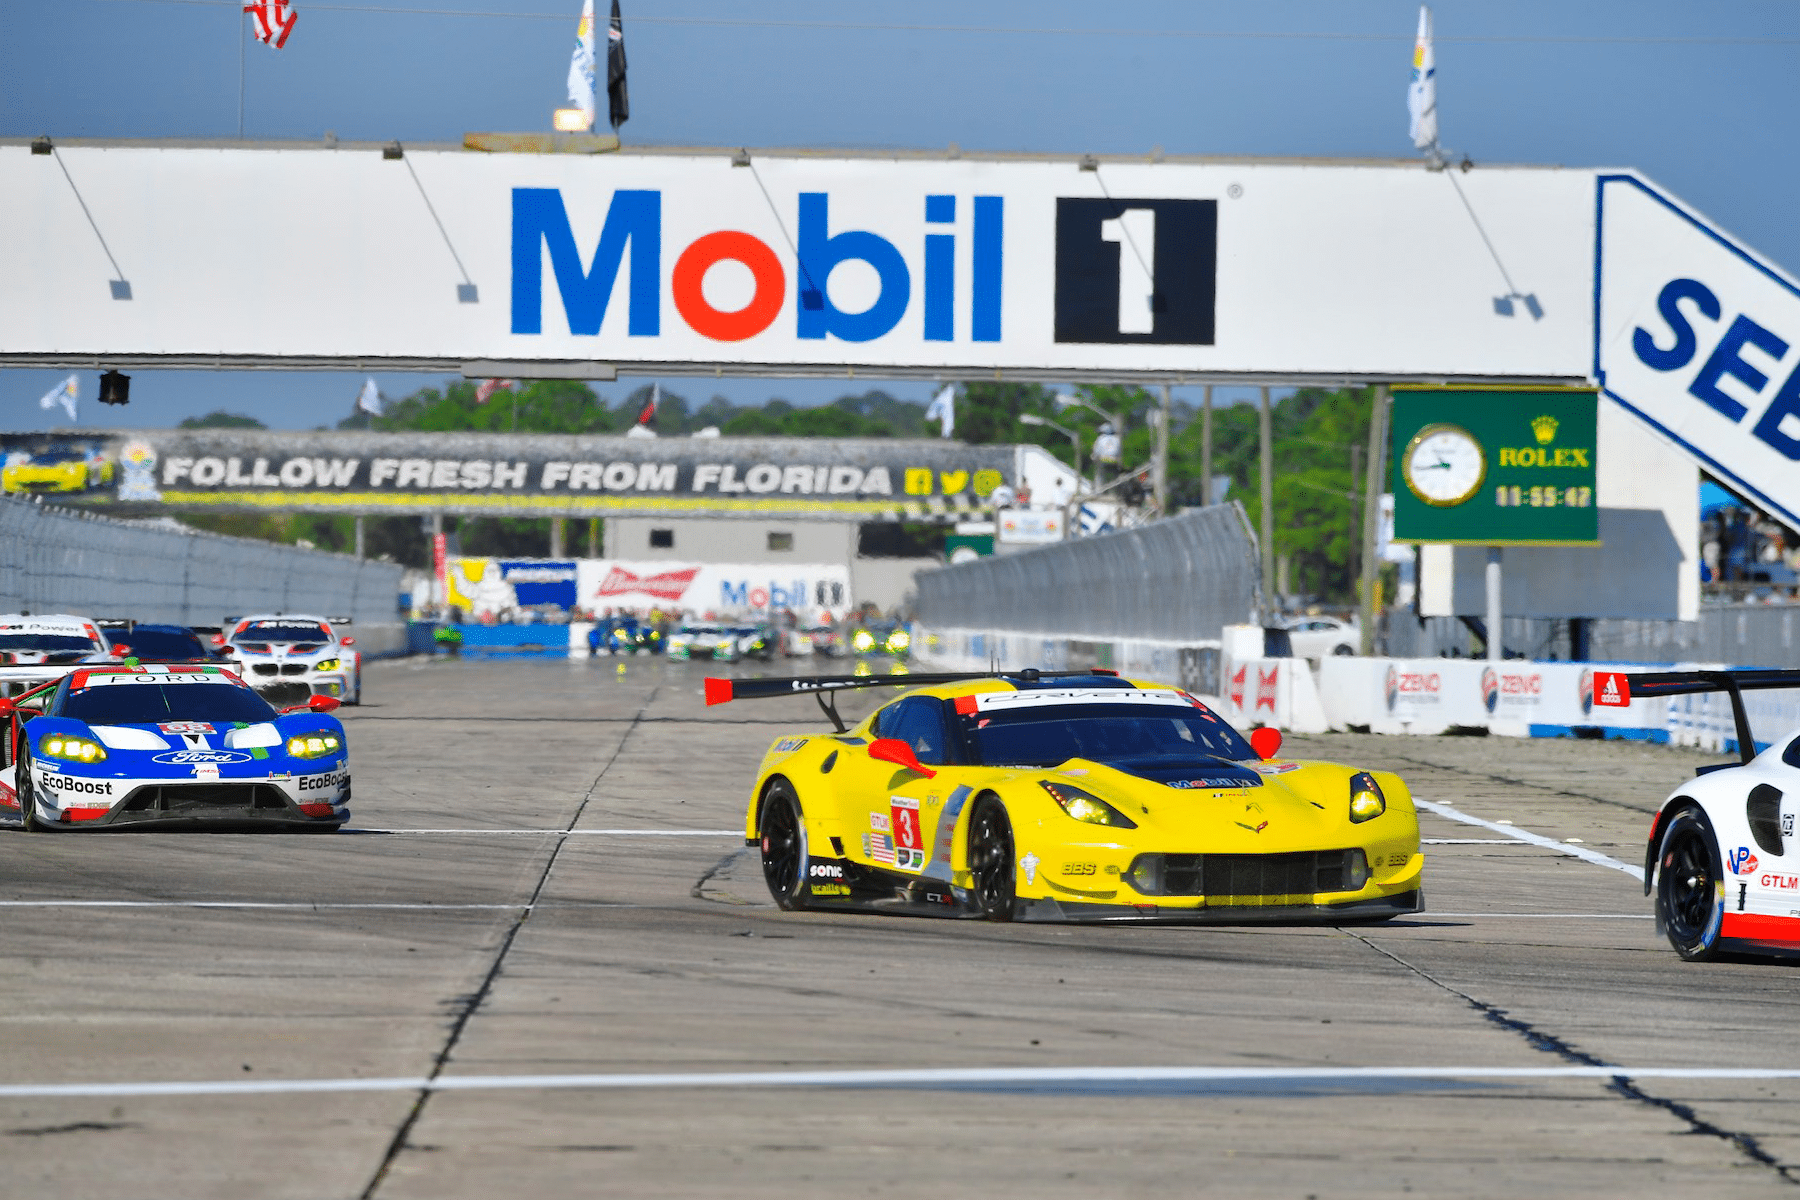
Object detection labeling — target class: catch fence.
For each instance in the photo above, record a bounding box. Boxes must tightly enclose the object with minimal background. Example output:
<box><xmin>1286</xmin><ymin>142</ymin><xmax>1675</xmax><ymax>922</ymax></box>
<box><xmin>0</xmin><ymin>494</ymin><xmax>405</xmax><ymax>649</ymax></box>
<box><xmin>1382</xmin><ymin>604</ymin><xmax>1800</xmax><ymax>670</ymax></box>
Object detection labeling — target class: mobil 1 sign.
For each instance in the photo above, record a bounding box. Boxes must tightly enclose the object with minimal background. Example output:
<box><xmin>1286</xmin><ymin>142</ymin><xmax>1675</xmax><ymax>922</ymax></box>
<box><xmin>1389</xmin><ymin>388</ymin><xmax>1598</xmax><ymax>546</ymax></box>
<box><xmin>1596</xmin><ymin>174</ymin><xmax>1800</xmax><ymax>530</ymax></box>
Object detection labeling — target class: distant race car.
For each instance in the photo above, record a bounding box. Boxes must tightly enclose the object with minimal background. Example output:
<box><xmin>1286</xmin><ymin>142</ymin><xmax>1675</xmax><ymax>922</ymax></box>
<box><xmin>850</xmin><ymin>621</ymin><xmax>911</xmax><ymax>658</ymax></box>
<box><xmin>0</xmin><ymin>614</ymin><xmax>112</xmax><ymax>671</ymax></box>
<box><xmin>1282</xmin><ymin>615</ymin><xmax>1359</xmax><ymax>659</ymax></box>
<box><xmin>1600</xmin><ymin>668</ymin><xmax>1800</xmax><ymax>961</ymax></box>
<box><xmin>1</xmin><ymin>444</ymin><xmax>113</xmax><ymax>494</ymax></box>
<box><xmin>667</xmin><ymin>624</ymin><xmax>740</xmax><ymax>663</ymax></box>
<box><xmin>706</xmin><ymin>669</ymin><xmax>1424</xmax><ymax>923</ymax></box>
<box><xmin>223</xmin><ymin>615</ymin><xmax>362</xmax><ymax>706</ymax></box>
<box><xmin>0</xmin><ymin>663</ymin><xmax>349</xmax><ymax>831</ymax></box>
<box><xmin>101</xmin><ymin>622</ymin><xmax>213</xmax><ymax>664</ymax></box>
<box><xmin>734</xmin><ymin>625</ymin><xmax>778</xmax><ymax>662</ymax></box>
<box><xmin>804</xmin><ymin>624</ymin><xmax>847</xmax><ymax>658</ymax></box>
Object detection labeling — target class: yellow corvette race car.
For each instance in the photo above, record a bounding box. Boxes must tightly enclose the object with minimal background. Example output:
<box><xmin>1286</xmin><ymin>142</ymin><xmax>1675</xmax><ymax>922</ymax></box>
<box><xmin>706</xmin><ymin>669</ymin><xmax>1423</xmax><ymax>923</ymax></box>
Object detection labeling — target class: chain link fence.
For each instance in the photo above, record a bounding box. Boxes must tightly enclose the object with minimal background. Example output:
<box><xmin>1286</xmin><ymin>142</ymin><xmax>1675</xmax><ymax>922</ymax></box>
<box><xmin>914</xmin><ymin>503</ymin><xmax>1262</xmax><ymax>640</ymax></box>
<box><xmin>1381</xmin><ymin>604</ymin><xmax>1800</xmax><ymax>669</ymax></box>
<box><xmin>0</xmin><ymin>494</ymin><xmax>405</xmax><ymax>649</ymax></box>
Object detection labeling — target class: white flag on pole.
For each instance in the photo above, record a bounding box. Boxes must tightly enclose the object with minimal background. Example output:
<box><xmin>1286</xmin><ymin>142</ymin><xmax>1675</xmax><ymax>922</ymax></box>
<box><xmin>568</xmin><ymin>0</ymin><xmax>598</xmax><ymax>129</ymax></box>
<box><xmin>1407</xmin><ymin>6</ymin><xmax>1439</xmax><ymax>153</ymax></box>
<box><xmin>355</xmin><ymin>378</ymin><xmax>383</xmax><ymax>416</ymax></box>
<box><xmin>924</xmin><ymin>385</ymin><xmax>956</xmax><ymax>439</ymax></box>
<box><xmin>38</xmin><ymin>375</ymin><xmax>78</xmax><ymax>423</ymax></box>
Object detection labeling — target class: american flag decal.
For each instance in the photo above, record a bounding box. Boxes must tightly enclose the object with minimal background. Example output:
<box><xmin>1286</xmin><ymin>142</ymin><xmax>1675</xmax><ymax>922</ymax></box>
<box><xmin>863</xmin><ymin>833</ymin><xmax>896</xmax><ymax>865</ymax></box>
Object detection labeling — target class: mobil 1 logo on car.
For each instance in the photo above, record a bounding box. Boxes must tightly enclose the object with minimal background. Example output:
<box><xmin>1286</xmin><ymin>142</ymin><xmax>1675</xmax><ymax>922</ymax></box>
<box><xmin>1597</xmin><ymin>174</ymin><xmax>1800</xmax><ymax>530</ymax></box>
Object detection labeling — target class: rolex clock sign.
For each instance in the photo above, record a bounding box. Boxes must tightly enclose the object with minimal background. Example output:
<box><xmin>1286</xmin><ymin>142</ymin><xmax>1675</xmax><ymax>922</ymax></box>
<box><xmin>1389</xmin><ymin>389</ymin><xmax>1599</xmax><ymax>546</ymax></box>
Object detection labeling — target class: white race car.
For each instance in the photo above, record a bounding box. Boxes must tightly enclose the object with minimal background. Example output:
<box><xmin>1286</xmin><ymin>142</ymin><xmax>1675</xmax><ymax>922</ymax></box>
<box><xmin>223</xmin><ymin>615</ymin><xmax>363</xmax><ymax>706</ymax></box>
<box><xmin>1599</xmin><ymin>668</ymin><xmax>1800</xmax><ymax>961</ymax></box>
<box><xmin>0</xmin><ymin>614</ymin><xmax>112</xmax><ymax>666</ymax></box>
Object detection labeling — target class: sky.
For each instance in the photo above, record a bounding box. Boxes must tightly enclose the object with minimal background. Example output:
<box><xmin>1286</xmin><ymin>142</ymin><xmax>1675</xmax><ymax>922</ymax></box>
<box><xmin>4</xmin><ymin>0</ymin><xmax>1798</xmax><ymax>431</ymax></box>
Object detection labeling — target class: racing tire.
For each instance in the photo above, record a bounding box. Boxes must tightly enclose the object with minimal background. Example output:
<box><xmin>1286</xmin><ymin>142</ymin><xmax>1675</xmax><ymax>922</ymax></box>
<box><xmin>759</xmin><ymin>782</ymin><xmax>809</xmax><ymax>911</ymax></box>
<box><xmin>1332</xmin><ymin>644</ymin><xmax>1356</xmax><ymax>656</ymax></box>
<box><xmin>16</xmin><ymin>766</ymin><xmax>45</xmax><ymax>833</ymax></box>
<box><xmin>345</xmin><ymin>668</ymin><xmax>363</xmax><ymax>706</ymax></box>
<box><xmin>1657</xmin><ymin>807</ymin><xmax>1726</xmax><ymax>961</ymax></box>
<box><xmin>967</xmin><ymin>795</ymin><xmax>1016</xmax><ymax>921</ymax></box>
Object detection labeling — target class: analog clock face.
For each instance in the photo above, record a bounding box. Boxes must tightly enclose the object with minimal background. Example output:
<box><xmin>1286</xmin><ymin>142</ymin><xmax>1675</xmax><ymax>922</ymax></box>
<box><xmin>1404</xmin><ymin>424</ymin><xmax>1486</xmax><ymax>507</ymax></box>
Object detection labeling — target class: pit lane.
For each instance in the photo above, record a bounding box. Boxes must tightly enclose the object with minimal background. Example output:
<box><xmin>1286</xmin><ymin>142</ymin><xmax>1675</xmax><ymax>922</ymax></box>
<box><xmin>2</xmin><ymin>655</ymin><xmax>1798</xmax><ymax>1198</ymax></box>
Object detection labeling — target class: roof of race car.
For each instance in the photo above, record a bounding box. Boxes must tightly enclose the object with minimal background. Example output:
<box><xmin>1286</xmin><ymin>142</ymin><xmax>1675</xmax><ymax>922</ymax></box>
<box><xmin>0</xmin><ymin>614</ymin><xmax>103</xmax><ymax>636</ymax></box>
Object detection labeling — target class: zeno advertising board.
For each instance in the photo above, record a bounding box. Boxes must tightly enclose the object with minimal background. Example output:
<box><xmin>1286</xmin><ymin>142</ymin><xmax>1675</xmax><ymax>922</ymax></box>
<box><xmin>1389</xmin><ymin>388</ymin><xmax>1599</xmax><ymax>546</ymax></box>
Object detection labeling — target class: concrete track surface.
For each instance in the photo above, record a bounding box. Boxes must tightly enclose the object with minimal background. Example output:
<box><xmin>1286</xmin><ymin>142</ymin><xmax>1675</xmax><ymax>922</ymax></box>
<box><xmin>3</xmin><ymin>656</ymin><xmax>1799</xmax><ymax>1199</ymax></box>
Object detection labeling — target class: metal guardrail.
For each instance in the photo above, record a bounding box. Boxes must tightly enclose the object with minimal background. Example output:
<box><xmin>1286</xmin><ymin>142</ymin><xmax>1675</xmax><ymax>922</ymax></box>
<box><xmin>913</xmin><ymin>503</ymin><xmax>1262</xmax><ymax>642</ymax></box>
<box><xmin>0</xmin><ymin>493</ymin><xmax>403</xmax><ymax>629</ymax></box>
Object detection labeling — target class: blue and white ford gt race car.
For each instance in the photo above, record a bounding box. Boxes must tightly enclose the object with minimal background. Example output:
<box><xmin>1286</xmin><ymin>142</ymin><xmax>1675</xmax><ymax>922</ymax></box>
<box><xmin>0</xmin><ymin>663</ymin><xmax>350</xmax><ymax>831</ymax></box>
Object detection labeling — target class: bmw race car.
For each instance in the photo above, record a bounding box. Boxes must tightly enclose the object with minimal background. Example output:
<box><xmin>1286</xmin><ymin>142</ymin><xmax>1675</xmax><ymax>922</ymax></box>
<box><xmin>707</xmin><ymin>669</ymin><xmax>1423</xmax><ymax>923</ymax></box>
<box><xmin>223</xmin><ymin>615</ymin><xmax>362</xmax><ymax>706</ymax></box>
<box><xmin>0</xmin><ymin>614</ymin><xmax>112</xmax><ymax>666</ymax></box>
<box><xmin>0</xmin><ymin>663</ymin><xmax>350</xmax><ymax>831</ymax></box>
<box><xmin>1599</xmin><ymin>668</ymin><xmax>1800</xmax><ymax>960</ymax></box>
<box><xmin>668</xmin><ymin>624</ymin><xmax>740</xmax><ymax>662</ymax></box>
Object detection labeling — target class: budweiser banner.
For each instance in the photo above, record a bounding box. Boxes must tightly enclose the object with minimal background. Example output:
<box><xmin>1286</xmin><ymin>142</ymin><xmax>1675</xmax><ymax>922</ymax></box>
<box><xmin>0</xmin><ymin>429</ymin><xmax>1019</xmax><ymax>521</ymax></box>
<box><xmin>443</xmin><ymin>556</ymin><xmax>851</xmax><ymax>617</ymax></box>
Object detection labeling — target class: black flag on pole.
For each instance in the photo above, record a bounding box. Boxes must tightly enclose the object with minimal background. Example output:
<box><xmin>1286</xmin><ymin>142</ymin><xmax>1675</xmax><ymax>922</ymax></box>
<box><xmin>607</xmin><ymin>0</ymin><xmax>629</xmax><ymax>130</ymax></box>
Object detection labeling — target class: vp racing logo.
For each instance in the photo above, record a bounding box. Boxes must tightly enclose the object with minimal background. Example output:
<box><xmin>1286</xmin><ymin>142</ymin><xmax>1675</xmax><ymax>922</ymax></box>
<box><xmin>152</xmin><ymin>750</ymin><xmax>253</xmax><ymax>765</ymax></box>
<box><xmin>1730</xmin><ymin>846</ymin><xmax>1759</xmax><ymax>875</ymax></box>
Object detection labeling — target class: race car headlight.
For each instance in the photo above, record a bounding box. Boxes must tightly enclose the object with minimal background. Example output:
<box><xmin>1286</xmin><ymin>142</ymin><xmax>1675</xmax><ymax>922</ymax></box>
<box><xmin>1040</xmin><ymin>780</ymin><xmax>1137</xmax><ymax>829</ymax></box>
<box><xmin>39</xmin><ymin>735</ymin><xmax>107</xmax><ymax>763</ymax></box>
<box><xmin>314</xmin><ymin>658</ymin><xmax>341</xmax><ymax>673</ymax></box>
<box><xmin>852</xmin><ymin>630</ymin><xmax>875</xmax><ymax>652</ymax></box>
<box><xmin>1349</xmin><ymin>772</ymin><xmax>1386</xmax><ymax>823</ymax></box>
<box><xmin>886</xmin><ymin>630</ymin><xmax>911</xmax><ymax>651</ymax></box>
<box><xmin>286</xmin><ymin>733</ymin><xmax>343</xmax><ymax>759</ymax></box>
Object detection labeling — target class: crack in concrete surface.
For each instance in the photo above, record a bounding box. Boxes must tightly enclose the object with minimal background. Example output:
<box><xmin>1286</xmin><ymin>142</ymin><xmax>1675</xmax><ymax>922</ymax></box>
<box><xmin>1346</xmin><ymin>929</ymin><xmax>1798</xmax><ymax>1186</ymax></box>
<box><xmin>357</xmin><ymin>685</ymin><xmax>661</xmax><ymax>1200</ymax></box>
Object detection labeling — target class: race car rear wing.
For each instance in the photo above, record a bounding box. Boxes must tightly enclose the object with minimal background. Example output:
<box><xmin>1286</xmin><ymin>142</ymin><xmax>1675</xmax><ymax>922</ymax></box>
<box><xmin>1596</xmin><ymin>668</ymin><xmax>1800</xmax><ymax>764</ymax></box>
<box><xmin>705</xmin><ymin>668</ymin><xmax>1123</xmax><ymax>733</ymax></box>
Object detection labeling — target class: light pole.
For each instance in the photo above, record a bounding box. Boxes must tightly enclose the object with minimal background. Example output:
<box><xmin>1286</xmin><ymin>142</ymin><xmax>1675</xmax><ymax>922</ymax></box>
<box><xmin>1054</xmin><ymin>392</ymin><xmax>1126</xmax><ymax>476</ymax></box>
<box><xmin>1019</xmin><ymin>413</ymin><xmax>1084</xmax><ymax>485</ymax></box>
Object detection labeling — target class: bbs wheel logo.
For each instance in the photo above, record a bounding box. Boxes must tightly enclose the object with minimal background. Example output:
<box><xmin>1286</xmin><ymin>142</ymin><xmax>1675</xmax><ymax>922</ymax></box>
<box><xmin>1054</xmin><ymin>198</ymin><xmax>1217</xmax><ymax>345</ymax></box>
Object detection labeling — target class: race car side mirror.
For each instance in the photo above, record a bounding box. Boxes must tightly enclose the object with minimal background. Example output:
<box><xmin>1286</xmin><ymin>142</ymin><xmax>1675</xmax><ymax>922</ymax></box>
<box><xmin>283</xmin><ymin>695</ymin><xmax>342</xmax><ymax>714</ymax></box>
<box><xmin>869</xmin><ymin>737</ymin><xmax>936</xmax><ymax>779</ymax></box>
<box><xmin>1249</xmin><ymin>727</ymin><xmax>1283</xmax><ymax>760</ymax></box>
<box><xmin>0</xmin><ymin>697</ymin><xmax>14</xmax><ymax>713</ymax></box>
<box><xmin>111</xmin><ymin>644</ymin><xmax>130</xmax><ymax>657</ymax></box>
<box><xmin>340</xmin><ymin>637</ymin><xmax>356</xmax><ymax>646</ymax></box>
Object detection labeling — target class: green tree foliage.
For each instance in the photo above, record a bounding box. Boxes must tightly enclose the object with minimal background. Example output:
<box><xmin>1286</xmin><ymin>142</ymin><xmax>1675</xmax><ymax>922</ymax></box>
<box><xmin>179</xmin><ymin>410</ymin><xmax>267</xmax><ymax>429</ymax></box>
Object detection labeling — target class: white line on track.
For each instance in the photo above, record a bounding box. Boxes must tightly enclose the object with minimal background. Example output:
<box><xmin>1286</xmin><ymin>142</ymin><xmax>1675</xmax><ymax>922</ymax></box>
<box><xmin>343</xmin><ymin>828</ymin><xmax>741</xmax><ymax>836</ymax></box>
<box><xmin>1423</xmin><ymin>838</ymin><xmax>1530</xmax><ymax>845</ymax></box>
<box><xmin>1415</xmin><ymin>798</ymin><xmax>1644</xmax><ymax>881</ymax></box>
<box><xmin>1423</xmin><ymin>912</ymin><xmax>1653</xmax><ymax>919</ymax></box>
<box><xmin>4</xmin><ymin>1063</ymin><xmax>1799</xmax><ymax>1100</ymax></box>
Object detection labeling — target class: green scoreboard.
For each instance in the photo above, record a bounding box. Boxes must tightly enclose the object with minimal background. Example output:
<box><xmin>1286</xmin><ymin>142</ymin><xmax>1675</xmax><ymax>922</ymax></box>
<box><xmin>1389</xmin><ymin>387</ymin><xmax>1599</xmax><ymax>546</ymax></box>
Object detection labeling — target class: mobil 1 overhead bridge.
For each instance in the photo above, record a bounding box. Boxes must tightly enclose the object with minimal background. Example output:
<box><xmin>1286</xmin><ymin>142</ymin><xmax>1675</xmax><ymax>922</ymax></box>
<box><xmin>5</xmin><ymin>140</ymin><xmax>1800</xmax><ymax>525</ymax></box>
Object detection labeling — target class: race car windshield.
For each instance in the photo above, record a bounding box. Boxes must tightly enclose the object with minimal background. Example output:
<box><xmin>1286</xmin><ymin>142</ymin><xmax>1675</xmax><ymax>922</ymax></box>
<box><xmin>62</xmin><ymin>683</ymin><xmax>278</xmax><ymax>726</ymax></box>
<box><xmin>0</xmin><ymin>634</ymin><xmax>98</xmax><ymax>652</ymax></box>
<box><xmin>965</xmin><ymin>703</ymin><xmax>1256</xmax><ymax>768</ymax></box>
<box><xmin>29</xmin><ymin>448</ymin><xmax>85</xmax><ymax>463</ymax></box>
<box><xmin>236</xmin><ymin>624</ymin><xmax>330</xmax><ymax>643</ymax></box>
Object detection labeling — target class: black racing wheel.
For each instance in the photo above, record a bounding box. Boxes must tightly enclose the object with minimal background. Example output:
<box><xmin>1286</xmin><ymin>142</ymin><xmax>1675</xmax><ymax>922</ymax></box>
<box><xmin>1657</xmin><ymin>807</ymin><xmax>1725</xmax><ymax>961</ymax></box>
<box><xmin>967</xmin><ymin>794</ymin><xmax>1016</xmax><ymax>921</ymax></box>
<box><xmin>16</xmin><ymin>765</ymin><xmax>45</xmax><ymax>833</ymax></box>
<box><xmin>759</xmin><ymin>781</ymin><xmax>808</xmax><ymax>911</ymax></box>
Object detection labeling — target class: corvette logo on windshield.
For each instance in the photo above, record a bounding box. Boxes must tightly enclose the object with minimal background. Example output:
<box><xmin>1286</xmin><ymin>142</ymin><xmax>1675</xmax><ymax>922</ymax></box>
<box><xmin>152</xmin><ymin>750</ymin><xmax>252</xmax><ymax>765</ymax></box>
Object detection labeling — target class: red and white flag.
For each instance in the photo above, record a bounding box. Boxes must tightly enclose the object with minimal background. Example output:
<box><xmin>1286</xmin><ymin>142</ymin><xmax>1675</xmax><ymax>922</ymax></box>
<box><xmin>636</xmin><ymin>382</ymin><xmax>660</xmax><ymax>426</ymax></box>
<box><xmin>245</xmin><ymin>1</ymin><xmax>298</xmax><ymax>50</ymax></box>
<box><xmin>474</xmin><ymin>378</ymin><xmax>517</xmax><ymax>404</ymax></box>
